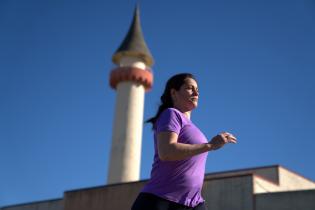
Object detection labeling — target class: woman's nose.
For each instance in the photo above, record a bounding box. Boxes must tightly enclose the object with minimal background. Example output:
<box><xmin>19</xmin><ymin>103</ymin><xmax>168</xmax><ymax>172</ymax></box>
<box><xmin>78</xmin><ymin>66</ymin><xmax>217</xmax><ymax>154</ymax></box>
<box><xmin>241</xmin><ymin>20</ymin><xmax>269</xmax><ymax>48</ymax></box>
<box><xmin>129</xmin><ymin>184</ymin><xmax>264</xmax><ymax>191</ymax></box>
<box><xmin>193</xmin><ymin>89</ymin><xmax>199</xmax><ymax>96</ymax></box>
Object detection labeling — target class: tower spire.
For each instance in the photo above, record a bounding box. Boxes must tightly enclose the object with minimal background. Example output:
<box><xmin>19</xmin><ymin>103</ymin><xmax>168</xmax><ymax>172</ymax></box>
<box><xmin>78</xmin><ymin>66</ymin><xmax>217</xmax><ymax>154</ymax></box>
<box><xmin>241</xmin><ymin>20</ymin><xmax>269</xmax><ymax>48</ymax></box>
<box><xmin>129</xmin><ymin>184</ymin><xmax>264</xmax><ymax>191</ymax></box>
<box><xmin>112</xmin><ymin>6</ymin><xmax>154</xmax><ymax>66</ymax></box>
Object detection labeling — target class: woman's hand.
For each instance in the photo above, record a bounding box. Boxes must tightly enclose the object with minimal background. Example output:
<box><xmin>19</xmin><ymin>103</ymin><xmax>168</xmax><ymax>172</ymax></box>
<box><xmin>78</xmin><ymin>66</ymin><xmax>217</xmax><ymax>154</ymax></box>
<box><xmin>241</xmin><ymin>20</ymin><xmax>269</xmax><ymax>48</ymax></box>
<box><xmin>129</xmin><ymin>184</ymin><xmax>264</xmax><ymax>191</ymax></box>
<box><xmin>208</xmin><ymin>132</ymin><xmax>237</xmax><ymax>150</ymax></box>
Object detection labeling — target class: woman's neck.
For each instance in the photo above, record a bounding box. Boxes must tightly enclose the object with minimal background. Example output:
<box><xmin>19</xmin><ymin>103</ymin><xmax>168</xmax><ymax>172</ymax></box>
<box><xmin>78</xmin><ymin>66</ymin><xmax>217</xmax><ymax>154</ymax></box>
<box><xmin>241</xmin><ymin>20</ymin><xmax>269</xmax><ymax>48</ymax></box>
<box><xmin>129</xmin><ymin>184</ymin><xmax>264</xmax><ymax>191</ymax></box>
<box><xmin>173</xmin><ymin>106</ymin><xmax>191</xmax><ymax>119</ymax></box>
<box><xmin>183</xmin><ymin>111</ymin><xmax>191</xmax><ymax>119</ymax></box>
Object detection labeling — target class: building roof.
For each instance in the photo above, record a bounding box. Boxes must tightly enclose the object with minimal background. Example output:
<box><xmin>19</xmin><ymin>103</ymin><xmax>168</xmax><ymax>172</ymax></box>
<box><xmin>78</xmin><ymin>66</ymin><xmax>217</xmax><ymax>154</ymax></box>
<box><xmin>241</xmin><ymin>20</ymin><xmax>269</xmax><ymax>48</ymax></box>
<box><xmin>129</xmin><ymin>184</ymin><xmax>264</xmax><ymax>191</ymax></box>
<box><xmin>112</xmin><ymin>6</ymin><xmax>154</xmax><ymax>66</ymax></box>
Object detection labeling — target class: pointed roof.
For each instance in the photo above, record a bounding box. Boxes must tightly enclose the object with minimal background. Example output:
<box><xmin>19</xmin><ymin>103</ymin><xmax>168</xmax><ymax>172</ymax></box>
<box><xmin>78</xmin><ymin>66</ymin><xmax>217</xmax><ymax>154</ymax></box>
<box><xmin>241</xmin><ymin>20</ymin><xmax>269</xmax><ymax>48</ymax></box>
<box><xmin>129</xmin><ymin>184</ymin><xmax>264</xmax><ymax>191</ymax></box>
<box><xmin>112</xmin><ymin>6</ymin><xmax>154</xmax><ymax>67</ymax></box>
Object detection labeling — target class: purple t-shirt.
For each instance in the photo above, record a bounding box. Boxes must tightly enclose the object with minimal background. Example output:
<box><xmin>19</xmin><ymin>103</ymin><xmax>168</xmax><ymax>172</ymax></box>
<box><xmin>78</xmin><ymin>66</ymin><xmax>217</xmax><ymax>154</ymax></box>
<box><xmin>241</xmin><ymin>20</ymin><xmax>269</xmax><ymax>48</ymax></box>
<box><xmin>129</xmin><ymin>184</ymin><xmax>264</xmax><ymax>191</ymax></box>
<box><xmin>142</xmin><ymin>108</ymin><xmax>208</xmax><ymax>207</ymax></box>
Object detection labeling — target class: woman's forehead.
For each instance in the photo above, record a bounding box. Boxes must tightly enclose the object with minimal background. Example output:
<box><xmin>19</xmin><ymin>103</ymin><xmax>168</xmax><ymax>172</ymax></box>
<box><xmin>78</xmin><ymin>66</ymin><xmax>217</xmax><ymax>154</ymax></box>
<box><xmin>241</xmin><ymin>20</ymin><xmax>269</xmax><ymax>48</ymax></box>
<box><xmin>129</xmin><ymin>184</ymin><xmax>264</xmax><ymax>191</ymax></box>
<box><xmin>184</xmin><ymin>78</ymin><xmax>198</xmax><ymax>86</ymax></box>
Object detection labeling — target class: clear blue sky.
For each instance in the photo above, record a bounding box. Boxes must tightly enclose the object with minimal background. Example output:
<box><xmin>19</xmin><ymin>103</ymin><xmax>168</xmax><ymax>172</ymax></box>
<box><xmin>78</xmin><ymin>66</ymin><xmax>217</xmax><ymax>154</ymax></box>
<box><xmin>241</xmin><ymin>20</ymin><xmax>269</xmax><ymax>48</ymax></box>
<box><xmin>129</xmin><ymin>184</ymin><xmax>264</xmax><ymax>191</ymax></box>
<box><xmin>1</xmin><ymin>0</ymin><xmax>314</xmax><ymax>207</ymax></box>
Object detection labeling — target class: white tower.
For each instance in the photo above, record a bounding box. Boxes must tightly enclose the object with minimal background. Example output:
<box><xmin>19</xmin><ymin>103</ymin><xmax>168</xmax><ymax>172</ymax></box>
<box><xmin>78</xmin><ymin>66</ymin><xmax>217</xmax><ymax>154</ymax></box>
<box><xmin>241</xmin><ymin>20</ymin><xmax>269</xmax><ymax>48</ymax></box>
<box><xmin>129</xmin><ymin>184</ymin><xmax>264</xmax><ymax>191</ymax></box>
<box><xmin>107</xmin><ymin>7</ymin><xmax>154</xmax><ymax>184</ymax></box>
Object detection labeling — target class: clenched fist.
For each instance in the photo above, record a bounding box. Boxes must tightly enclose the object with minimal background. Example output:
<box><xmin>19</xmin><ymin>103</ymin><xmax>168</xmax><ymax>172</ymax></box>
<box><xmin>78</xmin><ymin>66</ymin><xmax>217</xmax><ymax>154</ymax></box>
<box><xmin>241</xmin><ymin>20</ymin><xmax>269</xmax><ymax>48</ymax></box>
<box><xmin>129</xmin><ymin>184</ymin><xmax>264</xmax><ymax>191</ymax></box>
<box><xmin>208</xmin><ymin>132</ymin><xmax>237</xmax><ymax>150</ymax></box>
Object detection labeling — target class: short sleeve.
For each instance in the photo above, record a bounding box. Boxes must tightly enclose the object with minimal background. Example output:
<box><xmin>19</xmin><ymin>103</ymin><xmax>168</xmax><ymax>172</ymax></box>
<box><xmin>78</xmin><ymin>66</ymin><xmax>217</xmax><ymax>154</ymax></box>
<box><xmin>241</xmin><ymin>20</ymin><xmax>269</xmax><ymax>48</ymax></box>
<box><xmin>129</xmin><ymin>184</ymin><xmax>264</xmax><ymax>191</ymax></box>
<box><xmin>155</xmin><ymin>108</ymin><xmax>183</xmax><ymax>134</ymax></box>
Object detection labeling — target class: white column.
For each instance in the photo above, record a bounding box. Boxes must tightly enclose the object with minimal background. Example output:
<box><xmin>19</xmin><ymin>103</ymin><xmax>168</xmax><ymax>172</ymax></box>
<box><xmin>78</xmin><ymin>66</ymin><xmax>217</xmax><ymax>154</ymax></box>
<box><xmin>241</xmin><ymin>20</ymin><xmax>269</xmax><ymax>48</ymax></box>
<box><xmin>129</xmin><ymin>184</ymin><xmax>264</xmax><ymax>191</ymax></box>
<box><xmin>107</xmin><ymin>58</ymin><xmax>146</xmax><ymax>184</ymax></box>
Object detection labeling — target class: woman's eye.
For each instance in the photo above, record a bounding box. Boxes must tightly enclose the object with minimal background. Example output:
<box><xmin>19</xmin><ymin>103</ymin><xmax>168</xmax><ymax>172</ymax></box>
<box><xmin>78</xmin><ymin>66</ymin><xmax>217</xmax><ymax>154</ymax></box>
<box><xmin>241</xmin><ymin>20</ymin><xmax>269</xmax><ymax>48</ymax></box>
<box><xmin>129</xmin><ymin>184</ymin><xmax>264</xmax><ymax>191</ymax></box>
<box><xmin>185</xmin><ymin>85</ymin><xmax>199</xmax><ymax>93</ymax></box>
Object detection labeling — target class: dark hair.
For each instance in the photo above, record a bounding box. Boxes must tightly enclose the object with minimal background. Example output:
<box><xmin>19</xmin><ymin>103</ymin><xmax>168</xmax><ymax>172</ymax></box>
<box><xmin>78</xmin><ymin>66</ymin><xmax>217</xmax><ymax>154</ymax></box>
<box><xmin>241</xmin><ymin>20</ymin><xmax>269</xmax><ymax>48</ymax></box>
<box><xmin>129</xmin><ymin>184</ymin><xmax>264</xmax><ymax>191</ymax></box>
<box><xmin>146</xmin><ymin>73</ymin><xmax>197</xmax><ymax>127</ymax></box>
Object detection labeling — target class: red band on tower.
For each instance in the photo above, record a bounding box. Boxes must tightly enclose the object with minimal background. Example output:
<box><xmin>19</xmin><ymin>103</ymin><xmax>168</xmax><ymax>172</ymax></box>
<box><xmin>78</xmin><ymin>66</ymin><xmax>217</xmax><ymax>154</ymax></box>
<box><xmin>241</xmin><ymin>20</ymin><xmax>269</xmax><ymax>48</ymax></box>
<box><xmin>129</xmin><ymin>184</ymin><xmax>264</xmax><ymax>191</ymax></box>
<box><xmin>109</xmin><ymin>67</ymin><xmax>153</xmax><ymax>91</ymax></box>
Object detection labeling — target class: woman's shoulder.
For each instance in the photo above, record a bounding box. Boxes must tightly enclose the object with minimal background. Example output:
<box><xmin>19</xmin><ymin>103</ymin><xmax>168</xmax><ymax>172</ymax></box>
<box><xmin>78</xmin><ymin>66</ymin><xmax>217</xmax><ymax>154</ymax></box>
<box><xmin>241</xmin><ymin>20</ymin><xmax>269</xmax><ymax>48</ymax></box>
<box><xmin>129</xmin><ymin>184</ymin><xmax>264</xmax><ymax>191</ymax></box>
<box><xmin>160</xmin><ymin>108</ymin><xmax>182</xmax><ymax>117</ymax></box>
<box><xmin>159</xmin><ymin>108</ymin><xmax>190</xmax><ymax>123</ymax></box>
<box><xmin>155</xmin><ymin>108</ymin><xmax>186</xmax><ymax>132</ymax></box>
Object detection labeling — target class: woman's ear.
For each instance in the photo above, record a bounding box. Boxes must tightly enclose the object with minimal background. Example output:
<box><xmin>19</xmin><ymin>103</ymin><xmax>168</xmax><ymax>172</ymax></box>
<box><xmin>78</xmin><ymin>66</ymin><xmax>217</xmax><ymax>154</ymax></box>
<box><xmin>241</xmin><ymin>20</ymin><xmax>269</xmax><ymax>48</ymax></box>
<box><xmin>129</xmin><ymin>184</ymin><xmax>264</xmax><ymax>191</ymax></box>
<box><xmin>170</xmin><ymin>89</ymin><xmax>176</xmax><ymax>102</ymax></box>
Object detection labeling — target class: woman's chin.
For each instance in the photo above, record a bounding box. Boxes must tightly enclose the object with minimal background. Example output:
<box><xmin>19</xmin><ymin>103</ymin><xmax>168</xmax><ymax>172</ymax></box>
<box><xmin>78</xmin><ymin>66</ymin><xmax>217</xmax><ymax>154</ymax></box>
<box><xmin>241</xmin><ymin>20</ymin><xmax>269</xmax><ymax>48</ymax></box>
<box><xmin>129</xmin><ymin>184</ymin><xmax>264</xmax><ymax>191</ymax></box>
<box><xmin>189</xmin><ymin>103</ymin><xmax>198</xmax><ymax>110</ymax></box>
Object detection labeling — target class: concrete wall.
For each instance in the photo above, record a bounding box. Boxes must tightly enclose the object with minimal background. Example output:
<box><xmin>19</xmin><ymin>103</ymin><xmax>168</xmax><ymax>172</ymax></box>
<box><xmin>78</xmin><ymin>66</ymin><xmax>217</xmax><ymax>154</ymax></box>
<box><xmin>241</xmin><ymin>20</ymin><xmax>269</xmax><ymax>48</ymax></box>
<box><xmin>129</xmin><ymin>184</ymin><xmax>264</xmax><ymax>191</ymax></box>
<box><xmin>202</xmin><ymin>174</ymin><xmax>254</xmax><ymax>210</ymax></box>
<box><xmin>253</xmin><ymin>167</ymin><xmax>315</xmax><ymax>194</ymax></box>
<box><xmin>205</xmin><ymin>165</ymin><xmax>279</xmax><ymax>184</ymax></box>
<box><xmin>63</xmin><ymin>181</ymin><xmax>146</xmax><ymax>210</ymax></box>
<box><xmin>3</xmin><ymin>166</ymin><xmax>314</xmax><ymax>210</ymax></box>
<box><xmin>255</xmin><ymin>190</ymin><xmax>315</xmax><ymax>210</ymax></box>
<box><xmin>253</xmin><ymin>175</ymin><xmax>281</xmax><ymax>193</ymax></box>
<box><xmin>278</xmin><ymin>166</ymin><xmax>315</xmax><ymax>191</ymax></box>
<box><xmin>1</xmin><ymin>199</ymin><xmax>63</xmax><ymax>210</ymax></box>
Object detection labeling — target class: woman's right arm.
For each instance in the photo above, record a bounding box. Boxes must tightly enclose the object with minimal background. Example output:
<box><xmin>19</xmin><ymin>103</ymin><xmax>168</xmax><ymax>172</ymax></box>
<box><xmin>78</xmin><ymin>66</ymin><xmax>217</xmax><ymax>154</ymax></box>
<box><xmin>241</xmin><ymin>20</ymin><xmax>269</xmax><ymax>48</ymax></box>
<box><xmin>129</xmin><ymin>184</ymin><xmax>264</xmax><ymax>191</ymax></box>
<box><xmin>157</xmin><ymin>131</ymin><xmax>236</xmax><ymax>161</ymax></box>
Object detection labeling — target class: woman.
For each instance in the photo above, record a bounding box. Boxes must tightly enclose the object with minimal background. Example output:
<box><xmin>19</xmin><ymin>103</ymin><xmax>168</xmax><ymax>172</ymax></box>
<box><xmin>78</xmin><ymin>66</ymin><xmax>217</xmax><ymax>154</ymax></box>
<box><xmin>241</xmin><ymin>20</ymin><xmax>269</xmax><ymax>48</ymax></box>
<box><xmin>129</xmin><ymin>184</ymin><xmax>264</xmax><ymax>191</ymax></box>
<box><xmin>131</xmin><ymin>73</ymin><xmax>237</xmax><ymax>210</ymax></box>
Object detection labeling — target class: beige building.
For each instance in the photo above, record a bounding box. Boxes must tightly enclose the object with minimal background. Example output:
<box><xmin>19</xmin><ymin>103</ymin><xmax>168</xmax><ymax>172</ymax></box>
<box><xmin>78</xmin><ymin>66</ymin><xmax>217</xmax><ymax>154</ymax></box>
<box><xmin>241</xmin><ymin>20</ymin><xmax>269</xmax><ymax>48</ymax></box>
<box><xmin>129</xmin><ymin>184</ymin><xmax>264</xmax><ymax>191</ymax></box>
<box><xmin>2</xmin><ymin>165</ymin><xmax>315</xmax><ymax>210</ymax></box>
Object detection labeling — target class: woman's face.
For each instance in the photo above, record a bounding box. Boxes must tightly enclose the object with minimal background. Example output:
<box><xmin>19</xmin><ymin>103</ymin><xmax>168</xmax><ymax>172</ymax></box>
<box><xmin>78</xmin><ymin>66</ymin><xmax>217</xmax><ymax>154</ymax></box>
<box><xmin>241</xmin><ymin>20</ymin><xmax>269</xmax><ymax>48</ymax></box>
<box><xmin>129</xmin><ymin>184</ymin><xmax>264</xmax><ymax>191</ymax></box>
<box><xmin>171</xmin><ymin>78</ymin><xmax>199</xmax><ymax>112</ymax></box>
